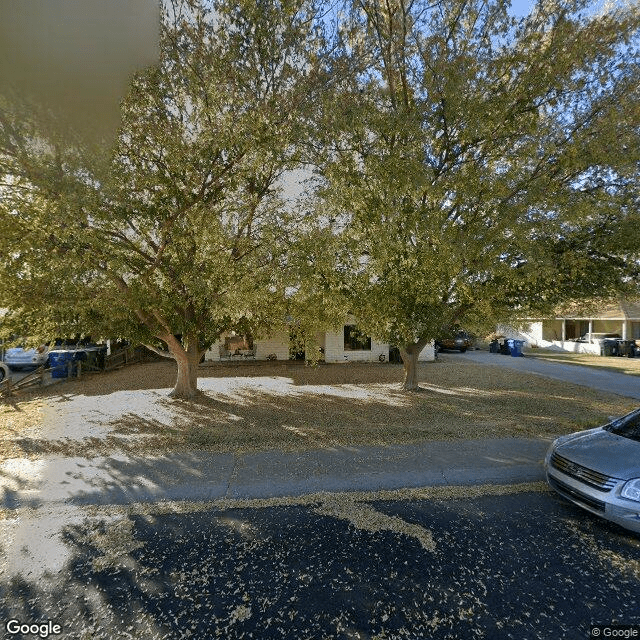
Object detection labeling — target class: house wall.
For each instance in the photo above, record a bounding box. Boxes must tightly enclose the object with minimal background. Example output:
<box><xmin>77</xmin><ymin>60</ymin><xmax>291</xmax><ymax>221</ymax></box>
<box><xmin>418</xmin><ymin>343</ymin><xmax>436</xmax><ymax>361</ymax></box>
<box><xmin>500</xmin><ymin>299</ymin><xmax>640</xmax><ymax>355</ymax></box>
<box><xmin>501</xmin><ymin>319</ymin><xmax>630</xmax><ymax>344</ymax></box>
<box><xmin>497</xmin><ymin>322</ymin><xmax>543</xmax><ymax>346</ymax></box>
<box><xmin>323</xmin><ymin>330</ymin><xmax>343</xmax><ymax>362</ymax></box>
<box><xmin>593</xmin><ymin>320</ymin><xmax>624</xmax><ymax>335</ymax></box>
<box><xmin>323</xmin><ymin>328</ymin><xmax>389</xmax><ymax>362</ymax></box>
<box><xmin>496</xmin><ymin>318</ymin><xmax>631</xmax><ymax>356</ymax></box>
<box><xmin>542</xmin><ymin>320</ymin><xmax>563</xmax><ymax>342</ymax></box>
<box><xmin>204</xmin><ymin>340</ymin><xmax>223</xmax><ymax>361</ymax></box>
<box><xmin>204</xmin><ymin>324</ymin><xmax>437</xmax><ymax>363</ymax></box>
<box><xmin>254</xmin><ymin>330</ymin><xmax>290</xmax><ymax>360</ymax></box>
<box><xmin>204</xmin><ymin>330</ymin><xmax>290</xmax><ymax>362</ymax></box>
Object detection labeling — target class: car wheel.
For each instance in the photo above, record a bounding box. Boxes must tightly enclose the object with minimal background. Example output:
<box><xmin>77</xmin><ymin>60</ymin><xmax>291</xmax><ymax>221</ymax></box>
<box><xmin>459</xmin><ymin>347</ymin><xmax>467</xmax><ymax>353</ymax></box>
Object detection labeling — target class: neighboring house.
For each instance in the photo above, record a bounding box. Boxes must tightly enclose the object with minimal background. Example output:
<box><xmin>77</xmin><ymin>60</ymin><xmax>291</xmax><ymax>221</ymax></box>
<box><xmin>498</xmin><ymin>299</ymin><xmax>640</xmax><ymax>355</ymax></box>
<box><xmin>204</xmin><ymin>317</ymin><xmax>436</xmax><ymax>363</ymax></box>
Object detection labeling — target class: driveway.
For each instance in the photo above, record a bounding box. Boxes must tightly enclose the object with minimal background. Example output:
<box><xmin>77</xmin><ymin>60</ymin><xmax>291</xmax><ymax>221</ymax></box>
<box><xmin>459</xmin><ymin>350</ymin><xmax>640</xmax><ymax>400</ymax></box>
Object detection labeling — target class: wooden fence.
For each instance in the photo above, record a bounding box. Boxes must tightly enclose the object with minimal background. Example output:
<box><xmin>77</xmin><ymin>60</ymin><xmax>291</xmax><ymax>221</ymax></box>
<box><xmin>103</xmin><ymin>346</ymin><xmax>146</xmax><ymax>372</ymax></box>
<box><xmin>1</xmin><ymin>364</ymin><xmax>47</xmax><ymax>398</ymax></box>
<box><xmin>1</xmin><ymin>346</ymin><xmax>151</xmax><ymax>400</ymax></box>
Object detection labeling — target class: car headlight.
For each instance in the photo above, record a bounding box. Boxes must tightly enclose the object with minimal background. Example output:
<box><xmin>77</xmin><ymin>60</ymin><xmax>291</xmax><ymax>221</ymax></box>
<box><xmin>621</xmin><ymin>479</ymin><xmax>640</xmax><ymax>503</ymax></box>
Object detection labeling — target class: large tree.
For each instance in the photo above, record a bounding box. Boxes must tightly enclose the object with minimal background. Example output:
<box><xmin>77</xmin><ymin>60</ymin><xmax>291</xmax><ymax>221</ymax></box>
<box><xmin>0</xmin><ymin>0</ymin><xmax>328</xmax><ymax>398</ymax></box>
<box><xmin>318</xmin><ymin>0</ymin><xmax>640</xmax><ymax>389</ymax></box>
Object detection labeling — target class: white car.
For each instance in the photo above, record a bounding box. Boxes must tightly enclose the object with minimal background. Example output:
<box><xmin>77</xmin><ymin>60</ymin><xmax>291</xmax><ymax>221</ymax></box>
<box><xmin>4</xmin><ymin>345</ymin><xmax>50</xmax><ymax>370</ymax></box>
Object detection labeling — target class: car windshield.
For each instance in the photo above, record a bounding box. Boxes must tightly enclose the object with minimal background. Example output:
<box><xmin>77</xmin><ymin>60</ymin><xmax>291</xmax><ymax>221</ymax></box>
<box><xmin>604</xmin><ymin>408</ymin><xmax>640</xmax><ymax>442</ymax></box>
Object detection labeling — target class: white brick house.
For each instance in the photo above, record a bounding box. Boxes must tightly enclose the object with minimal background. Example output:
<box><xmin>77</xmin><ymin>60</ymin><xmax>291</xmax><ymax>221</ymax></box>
<box><xmin>204</xmin><ymin>319</ymin><xmax>435</xmax><ymax>363</ymax></box>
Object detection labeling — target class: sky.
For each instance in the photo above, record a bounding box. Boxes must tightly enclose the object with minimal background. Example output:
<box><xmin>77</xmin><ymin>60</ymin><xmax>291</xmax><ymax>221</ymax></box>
<box><xmin>510</xmin><ymin>0</ymin><xmax>535</xmax><ymax>15</ymax></box>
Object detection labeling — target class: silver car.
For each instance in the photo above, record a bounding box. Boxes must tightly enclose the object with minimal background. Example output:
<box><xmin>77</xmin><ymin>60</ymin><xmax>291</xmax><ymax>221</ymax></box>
<box><xmin>4</xmin><ymin>345</ymin><xmax>50</xmax><ymax>370</ymax></box>
<box><xmin>545</xmin><ymin>409</ymin><xmax>640</xmax><ymax>534</ymax></box>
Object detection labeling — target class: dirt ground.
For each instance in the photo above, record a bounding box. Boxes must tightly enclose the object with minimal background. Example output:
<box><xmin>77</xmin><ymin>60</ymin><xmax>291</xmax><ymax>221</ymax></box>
<box><xmin>0</xmin><ymin>356</ymin><xmax>636</xmax><ymax>461</ymax></box>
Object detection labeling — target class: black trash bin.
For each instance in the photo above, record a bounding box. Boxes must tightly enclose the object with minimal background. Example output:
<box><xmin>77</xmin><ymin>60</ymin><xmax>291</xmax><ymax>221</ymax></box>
<box><xmin>601</xmin><ymin>338</ymin><xmax>618</xmax><ymax>357</ymax></box>
<box><xmin>489</xmin><ymin>339</ymin><xmax>500</xmax><ymax>354</ymax></box>
<box><xmin>618</xmin><ymin>340</ymin><xmax>636</xmax><ymax>358</ymax></box>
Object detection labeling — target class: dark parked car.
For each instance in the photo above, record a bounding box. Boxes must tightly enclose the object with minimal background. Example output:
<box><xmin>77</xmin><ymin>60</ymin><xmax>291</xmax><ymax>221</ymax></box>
<box><xmin>545</xmin><ymin>409</ymin><xmax>640</xmax><ymax>534</ymax></box>
<box><xmin>435</xmin><ymin>330</ymin><xmax>473</xmax><ymax>353</ymax></box>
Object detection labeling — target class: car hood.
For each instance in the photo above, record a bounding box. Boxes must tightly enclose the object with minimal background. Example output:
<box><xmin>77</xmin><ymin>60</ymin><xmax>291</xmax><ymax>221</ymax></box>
<box><xmin>554</xmin><ymin>427</ymin><xmax>640</xmax><ymax>480</ymax></box>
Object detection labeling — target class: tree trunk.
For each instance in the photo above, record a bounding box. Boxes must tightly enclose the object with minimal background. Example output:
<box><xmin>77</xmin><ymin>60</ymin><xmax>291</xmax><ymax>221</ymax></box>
<box><xmin>170</xmin><ymin>353</ymin><xmax>201</xmax><ymax>399</ymax></box>
<box><xmin>167</xmin><ymin>333</ymin><xmax>202</xmax><ymax>399</ymax></box>
<box><xmin>399</xmin><ymin>339</ymin><xmax>429</xmax><ymax>391</ymax></box>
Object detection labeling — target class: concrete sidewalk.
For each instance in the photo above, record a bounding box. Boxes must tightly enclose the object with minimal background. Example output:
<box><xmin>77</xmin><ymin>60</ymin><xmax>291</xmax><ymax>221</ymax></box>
<box><xmin>0</xmin><ymin>437</ymin><xmax>551</xmax><ymax>508</ymax></box>
<box><xmin>459</xmin><ymin>349</ymin><xmax>640</xmax><ymax>399</ymax></box>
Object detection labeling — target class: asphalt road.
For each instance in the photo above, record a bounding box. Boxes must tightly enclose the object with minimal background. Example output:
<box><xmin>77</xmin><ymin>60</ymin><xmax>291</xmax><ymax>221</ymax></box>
<box><xmin>2</xmin><ymin>489</ymin><xmax>639</xmax><ymax>640</ymax></box>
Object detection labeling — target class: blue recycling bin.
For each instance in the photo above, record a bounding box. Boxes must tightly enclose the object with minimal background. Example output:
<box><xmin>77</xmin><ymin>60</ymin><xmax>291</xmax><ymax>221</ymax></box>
<box><xmin>510</xmin><ymin>339</ymin><xmax>525</xmax><ymax>357</ymax></box>
<box><xmin>49</xmin><ymin>350</ymin><xmax>76</xmax><ymax>378</ymax></box>
<box><xmin>51</xmin><ymin>349</ymin><xmax>94</xmax><ymax>377</ymax></box>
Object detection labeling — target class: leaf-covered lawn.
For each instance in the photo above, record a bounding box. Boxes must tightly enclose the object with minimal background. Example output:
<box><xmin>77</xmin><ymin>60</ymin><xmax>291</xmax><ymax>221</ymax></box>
<box><xmin>0</xmin><ymin>358</ymin><xmax>635</xmax><ymax>461</ymax></box>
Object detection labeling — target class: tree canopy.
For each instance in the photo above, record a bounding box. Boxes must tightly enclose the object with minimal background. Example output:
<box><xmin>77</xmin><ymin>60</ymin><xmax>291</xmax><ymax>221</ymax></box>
<box><xmin>1</xmin><ymin>0</ymin><xmax>639</xmax><ymax>395</ymax></box>
<box><xmin>316</xmin><ymin>0</ymin><xmax>640</xmax><ymax>388</ymax></box>
<box><xmin>0</xmin><ymin>0</ymin><xmax>331</xmax><ymax>397</ymax></box>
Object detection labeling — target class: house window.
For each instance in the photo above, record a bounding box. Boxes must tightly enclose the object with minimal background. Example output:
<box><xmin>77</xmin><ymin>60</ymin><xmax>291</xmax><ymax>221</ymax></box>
<box><xmin>344</xmin><ymin>325</ymin><xmax>371</xmax><ymax>351</ymax></box>
<box><xmin>225</xmin><ymin>334</ymin><xmax>253</xmax><ymax>352</ymax></box>
<box><xmin>565</xmin><ymin>321</ymin><xmax>589</xmax><ymax>340</ymax></box>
